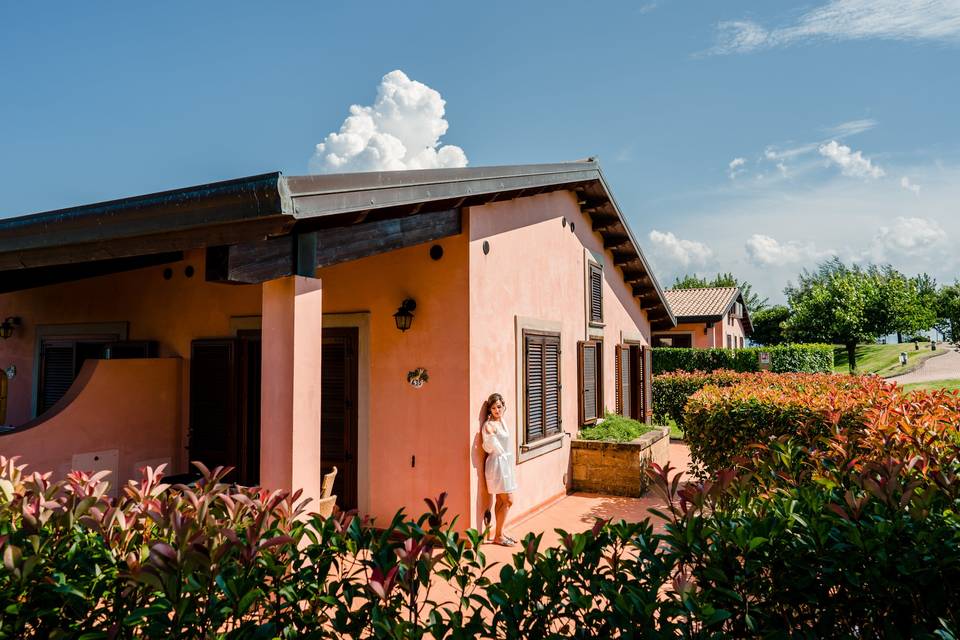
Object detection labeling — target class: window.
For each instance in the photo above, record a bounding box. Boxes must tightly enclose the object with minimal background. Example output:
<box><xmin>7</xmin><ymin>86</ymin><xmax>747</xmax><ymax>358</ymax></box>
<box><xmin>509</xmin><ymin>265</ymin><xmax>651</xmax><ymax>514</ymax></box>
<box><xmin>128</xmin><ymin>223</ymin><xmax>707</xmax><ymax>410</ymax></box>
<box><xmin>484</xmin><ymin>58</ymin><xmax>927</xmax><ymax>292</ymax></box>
<box><xmin>523</xmin><ymin>330</ymin><xmax>561</xmax><ymax>445</ymax></box>
<box><xmin>617</xmin><ymin>344</ymin><xmax>652</xmax><ymax>422</ymax></box>
<box><xmin>588</xmin><ymin>261</ymin><xmax>603</xmax><ymax>325</ymax></box>
<box><xmin>653</xmin><ymin>333</ymin><xmax>692</xmax><ymax>348</ymax></box>
<box><xmin>578</xmin><ymin>340</ymin><xmax>603</xmax><ymax>425</ymax></box>
<box><xmin>31</xmin><ymin>323</ymin><xmax>128</xmax><ymax>417</ymax></box>
<box><xmin>726</xmin><ymin>335</ymin><xmax>733</xmax><ymax>350</ymax></box>
<box><xmin>37</xmin><ymin>335</ymin><xmax>118</xmax><ymax>414</ymax></box>
<box><xmin>615</xmin><ymin>345</ymin><xmax>630</xmax><ymax>416</ymax></box>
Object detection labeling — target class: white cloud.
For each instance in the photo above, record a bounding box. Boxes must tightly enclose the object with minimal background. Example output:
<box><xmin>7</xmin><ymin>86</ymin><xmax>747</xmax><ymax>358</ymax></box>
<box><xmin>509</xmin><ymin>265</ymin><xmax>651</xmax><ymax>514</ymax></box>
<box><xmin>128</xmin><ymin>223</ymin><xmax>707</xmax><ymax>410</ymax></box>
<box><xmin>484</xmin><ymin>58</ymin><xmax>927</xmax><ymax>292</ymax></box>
<box><xmin>648</xmin><ymin>230</ymin><xmax>714</xmax><ymax>267</ymax></box>
<box><xmin>818</xmin><ymin>140</ymin><xmax>885</xmax><ymax>178</ymax></box>
<box><xmin>745</xmin><ymin>234</ymin><xmax>835</xmax><ymax>266</ymax></box>
<box><xmin>728</xmin><ymin>157</ymin><xmax>747</xmax><ymax>179</ymax></box>
<box><xmin>710</xmin><ymin>0</ymin><xmax>960</xmax><ymax>54</ymax></box>
<box><xmin>900</xmin><ymin>176</ymin><xmax>921</xmax><ymax>194</ymax></box>
<box><xmin>867</xmin><ymin>216</ymin><xmax>946</xmax><ymax>260</ymax></box>
<box><xmin>825</xmin><ymin>118</ymin><xmax>879</xmax><ymax>137</ymax></box>
<box><xmin>309</xmin><ymin>70</ymin><xmax>468</xmax><ymax>173</ymax></box>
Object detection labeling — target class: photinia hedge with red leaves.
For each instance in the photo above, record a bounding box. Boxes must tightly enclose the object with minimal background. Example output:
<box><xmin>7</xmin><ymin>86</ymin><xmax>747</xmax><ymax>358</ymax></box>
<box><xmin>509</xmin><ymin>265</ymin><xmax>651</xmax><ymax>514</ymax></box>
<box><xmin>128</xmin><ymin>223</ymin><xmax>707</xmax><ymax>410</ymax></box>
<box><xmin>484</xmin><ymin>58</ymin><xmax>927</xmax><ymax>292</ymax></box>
<box><xmin>2</xmin><ymin>374</ymin><xmax>960</xmax><ymax>639</ymax></box>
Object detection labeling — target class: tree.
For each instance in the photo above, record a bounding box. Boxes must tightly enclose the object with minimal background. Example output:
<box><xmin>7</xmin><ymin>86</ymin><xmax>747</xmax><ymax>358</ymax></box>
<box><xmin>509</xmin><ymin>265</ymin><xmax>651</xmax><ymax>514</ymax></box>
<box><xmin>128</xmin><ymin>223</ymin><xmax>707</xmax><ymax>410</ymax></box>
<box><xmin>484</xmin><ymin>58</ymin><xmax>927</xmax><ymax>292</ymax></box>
<box><xmin>937</xmin><ymin>281</ymin><xmax>960</xmax><ymax>343</ymax></box>
<box><xmin>784</xmin><ymin>258</ymin><xmax>918</xmax><ymax>372</ymax></box>
<box><xmin>750</xmin><ymin>305</ymin><xmax>791</xmax><ymax>346</ymax></box>
<box><xmin>671</xmin><ymin>272</ymin><xmax>768</xmax><ymax>314</ymax></box>
<box><xmin>900</xmin><ymin>273</ymin><xmax>939</xmax><ymax>338</ymax></box>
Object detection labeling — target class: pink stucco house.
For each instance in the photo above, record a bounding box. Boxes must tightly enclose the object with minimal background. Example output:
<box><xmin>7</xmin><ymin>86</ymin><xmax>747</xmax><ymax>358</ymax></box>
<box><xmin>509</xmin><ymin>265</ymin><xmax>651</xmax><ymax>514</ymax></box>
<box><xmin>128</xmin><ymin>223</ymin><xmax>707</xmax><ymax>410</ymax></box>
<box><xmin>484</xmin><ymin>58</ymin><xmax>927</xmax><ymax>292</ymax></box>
<box><xmin>0</xmin><ymin>160</ymin><xmax>675</xmax><ymax>528</ymax></box>
<box><xmin>653</xmin><ymin>287</ymin><xmax>752</xmax><ymax>350</ymax></box>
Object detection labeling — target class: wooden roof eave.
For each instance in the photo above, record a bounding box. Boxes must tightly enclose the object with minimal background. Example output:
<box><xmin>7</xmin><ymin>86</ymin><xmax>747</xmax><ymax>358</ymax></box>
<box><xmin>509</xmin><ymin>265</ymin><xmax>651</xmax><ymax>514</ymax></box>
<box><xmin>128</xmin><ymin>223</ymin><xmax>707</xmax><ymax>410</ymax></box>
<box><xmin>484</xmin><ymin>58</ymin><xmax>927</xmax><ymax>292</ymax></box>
<box><xmin>572</xmin><ymin>172</ymin><xmax>676</xmax><ymax>329</ymax></box>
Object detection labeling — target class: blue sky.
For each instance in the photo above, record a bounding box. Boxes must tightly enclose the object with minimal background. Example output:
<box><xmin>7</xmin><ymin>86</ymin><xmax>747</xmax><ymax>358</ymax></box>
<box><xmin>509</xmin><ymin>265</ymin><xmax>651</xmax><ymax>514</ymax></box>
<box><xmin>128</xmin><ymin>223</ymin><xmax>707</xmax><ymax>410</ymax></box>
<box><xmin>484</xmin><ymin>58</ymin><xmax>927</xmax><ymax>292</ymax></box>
<box><xmin>2</xmin><ymin>1</ymin><xmax>958</xmax><ymax>301</ymax></box>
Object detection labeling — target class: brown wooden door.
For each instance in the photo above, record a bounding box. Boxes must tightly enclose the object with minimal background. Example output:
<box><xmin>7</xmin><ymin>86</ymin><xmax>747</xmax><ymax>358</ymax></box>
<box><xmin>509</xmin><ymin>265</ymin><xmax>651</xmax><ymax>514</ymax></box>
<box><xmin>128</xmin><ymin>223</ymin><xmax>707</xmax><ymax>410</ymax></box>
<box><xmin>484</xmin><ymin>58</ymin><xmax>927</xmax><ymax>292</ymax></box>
<box><xmin>321</xmin><ymin>327</ymin><xmax>358</xmax><ymax>510</ymax></box>
<box><xmin>189</xmin><ymin>339</ymin><xmax>240</xmax><ymax>480</ymax></box>
<box><xmin>238</xmin><ymin>333</ymin><xmax>262</xmax><ymax>486</ymax></box>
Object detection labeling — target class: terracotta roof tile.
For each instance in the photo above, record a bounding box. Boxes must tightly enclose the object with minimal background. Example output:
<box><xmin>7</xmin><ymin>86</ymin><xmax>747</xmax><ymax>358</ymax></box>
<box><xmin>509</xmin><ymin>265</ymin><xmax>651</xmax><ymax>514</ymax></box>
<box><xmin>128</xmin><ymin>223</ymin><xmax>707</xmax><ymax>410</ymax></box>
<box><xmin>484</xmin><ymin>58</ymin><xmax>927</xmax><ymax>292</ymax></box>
<box><xmin>663</xmin><ymin>287</ymin><xmax>739</xmax><ymax>319</ymax></box>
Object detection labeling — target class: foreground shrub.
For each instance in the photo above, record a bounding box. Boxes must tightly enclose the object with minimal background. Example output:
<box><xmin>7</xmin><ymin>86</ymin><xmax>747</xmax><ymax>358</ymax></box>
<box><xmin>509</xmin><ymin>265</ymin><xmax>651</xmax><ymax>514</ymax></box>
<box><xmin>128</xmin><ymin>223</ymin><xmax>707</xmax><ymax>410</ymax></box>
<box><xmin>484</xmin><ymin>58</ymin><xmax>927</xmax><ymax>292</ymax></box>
<box><xmin>652</xmin><ymin>369</ymin><xmax>743</xmax><ymax>427</ymax></box>
<box><xmin>2</xmin><ymin>423</ymin><xmax>959</xmax><ymax>638</ymax></box>
<box><xmin>683</xmin><ymin>372</ymin><xmax>892</xmax><ymax>476</ymax></box>
<box><xmin>653</xmin><ymin>343</ymin><xmax>834</xmax><ymax>374</ymax></box>
<box><xmin>649</xmin><ymin>434</ymin><xmax>960</xmax><ymax>637</ymax></box>
<box><xmin>577</xmin><ymin>412</ymin><xmax>655</xmax><ymax>442</ymax></box>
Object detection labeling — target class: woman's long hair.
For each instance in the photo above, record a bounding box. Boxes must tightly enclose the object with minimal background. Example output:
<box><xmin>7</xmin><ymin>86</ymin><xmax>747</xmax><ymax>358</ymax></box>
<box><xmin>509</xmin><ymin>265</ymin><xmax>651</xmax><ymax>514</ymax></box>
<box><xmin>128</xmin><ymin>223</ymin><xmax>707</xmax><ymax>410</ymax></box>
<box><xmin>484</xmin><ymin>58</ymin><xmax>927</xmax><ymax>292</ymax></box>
<box><xmin>483</xmin><ymin>392</ymin><xmax>505</xmax><ymax>420</ymax></box>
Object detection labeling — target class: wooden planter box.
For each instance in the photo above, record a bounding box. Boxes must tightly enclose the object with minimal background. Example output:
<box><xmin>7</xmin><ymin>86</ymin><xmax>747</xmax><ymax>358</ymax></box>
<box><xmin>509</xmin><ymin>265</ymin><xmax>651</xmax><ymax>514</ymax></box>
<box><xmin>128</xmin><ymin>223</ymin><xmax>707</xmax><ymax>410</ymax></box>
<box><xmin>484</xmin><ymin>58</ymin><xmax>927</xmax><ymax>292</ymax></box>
<box><xmin>571</xmin><ymin>426</ymin><xmax>670</xmax><ymax>497</ymax></box>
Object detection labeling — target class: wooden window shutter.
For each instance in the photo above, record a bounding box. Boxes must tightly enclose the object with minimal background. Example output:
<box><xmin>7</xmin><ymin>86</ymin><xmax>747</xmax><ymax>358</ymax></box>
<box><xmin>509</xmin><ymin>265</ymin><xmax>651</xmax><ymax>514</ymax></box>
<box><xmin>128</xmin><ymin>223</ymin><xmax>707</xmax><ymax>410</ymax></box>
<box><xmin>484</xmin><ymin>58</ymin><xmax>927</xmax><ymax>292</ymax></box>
<box><xmin>524</xmin><ymin>331</ymin><xmax>561</xmax><ymax>444</ymax></box>
<box><xmin>588</xmin><ymin>262</ymin><xmax>603</xmax><ymax>324</ymax></box>
<box><xmin>38</xmin><ymin>339</ymin><xmax>77</xmax><ymax>414</ymax></box>
<box><xmin>544</xmin><ymin>337</ymin><xmax>561</xmax><ymax>437</ymax></box>
<box><xmin>642</xmin><ymin>346</ymin><xmax>653</xmax><ymax>423</ymax></box>
<box><xmin>617</xmin><ymin>345</ymin><xmax>630</xmax><ymax>417</ymax></box>
<box><xmin>578</xmin><ymin>340</ymin><xmax>601</xmax><ymax>425</ymax></box>
<box><xmin>615</xmin><ymin>346</ymin><xmax>622</xmax><ymax>415</ymax></box>
<box><xmin>524</xmin><ymin>334</ymin><xmax>545</xmax><ymax>444</ymax></box>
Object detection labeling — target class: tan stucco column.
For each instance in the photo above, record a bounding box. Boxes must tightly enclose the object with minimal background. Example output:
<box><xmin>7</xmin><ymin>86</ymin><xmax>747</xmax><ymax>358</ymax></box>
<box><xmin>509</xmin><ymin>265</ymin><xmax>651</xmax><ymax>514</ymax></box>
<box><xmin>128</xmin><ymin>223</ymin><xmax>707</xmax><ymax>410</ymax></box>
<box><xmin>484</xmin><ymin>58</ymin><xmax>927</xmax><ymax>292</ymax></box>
<box><xmin>260</xmin><ymin>275</ymin><xmax>323</xmax><ymax>507</ymax></box>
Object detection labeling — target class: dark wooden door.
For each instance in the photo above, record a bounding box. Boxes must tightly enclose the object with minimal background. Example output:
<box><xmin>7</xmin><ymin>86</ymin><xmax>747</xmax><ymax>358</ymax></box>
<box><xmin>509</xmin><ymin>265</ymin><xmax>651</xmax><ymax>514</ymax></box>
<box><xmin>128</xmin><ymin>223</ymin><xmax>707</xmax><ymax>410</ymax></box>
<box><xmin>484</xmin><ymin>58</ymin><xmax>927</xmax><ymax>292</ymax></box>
<box><xmin>238</xmin><ymin>333</ymin><xmax>262</xmax><ymax>486</ymax></box>
<box><xmin>321</xmin><ymin>327</ymin><xmax>358</xmax><ymax>510</ymax></box>
<box><xmin>189</xmin><ymin>339</ymin><xmax>240</xmax><ymax>480</ymax></box>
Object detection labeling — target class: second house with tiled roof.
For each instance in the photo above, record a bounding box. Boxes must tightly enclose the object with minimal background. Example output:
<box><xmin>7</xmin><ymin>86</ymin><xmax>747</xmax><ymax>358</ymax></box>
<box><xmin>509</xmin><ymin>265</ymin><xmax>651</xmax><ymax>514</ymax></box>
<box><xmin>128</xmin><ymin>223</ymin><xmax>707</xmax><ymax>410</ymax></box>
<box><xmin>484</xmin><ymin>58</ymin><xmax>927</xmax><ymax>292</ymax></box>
<box><xmin>653</xmin><ymin>287</ymin><xmax>752</xmax><ymax>349</ymax></box>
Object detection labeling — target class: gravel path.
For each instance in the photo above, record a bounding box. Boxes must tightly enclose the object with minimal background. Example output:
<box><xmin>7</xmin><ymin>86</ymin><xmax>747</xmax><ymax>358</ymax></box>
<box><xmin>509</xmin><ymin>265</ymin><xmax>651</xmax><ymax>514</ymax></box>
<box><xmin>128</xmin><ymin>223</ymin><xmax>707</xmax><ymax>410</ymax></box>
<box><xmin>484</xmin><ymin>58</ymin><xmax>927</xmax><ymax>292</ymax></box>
<box><xmin>888</xmin><ymin>346</ymin><xmax>960</xmax><ymax>384</ymax></box>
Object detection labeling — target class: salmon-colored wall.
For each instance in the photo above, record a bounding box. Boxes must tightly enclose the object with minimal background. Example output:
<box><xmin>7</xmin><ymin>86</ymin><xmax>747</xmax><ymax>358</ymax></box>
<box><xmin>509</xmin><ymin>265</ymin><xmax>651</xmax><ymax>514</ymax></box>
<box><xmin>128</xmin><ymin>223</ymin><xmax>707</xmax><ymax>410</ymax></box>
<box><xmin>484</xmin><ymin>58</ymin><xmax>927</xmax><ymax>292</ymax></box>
<box><xmin>260</xmin><ymin>276</ymin><xmax>324</xmax><ymax>507</ymax></box>
<box><xmin>467</xmin><ymin>190</ymin><xmax>652</xmax><ymax>528</ymax></box>
<box><xmin>315</xmin><ymin>233</ymin><xmax>470</xmax><ymax>526</ymax></box>
<box><xmin>0</xmin><ymin>249</ymin><xmax>261</xmax><ymax>472</ymax></box>
<box><xmin>0</xmin><ymin>358</ymin><xmax>180</xmax><ymax>489</ymax></box>
<box><xmin>662</xmin><ymin>315</ymin><xmax>748</xmax><ymax>350</ymax></box>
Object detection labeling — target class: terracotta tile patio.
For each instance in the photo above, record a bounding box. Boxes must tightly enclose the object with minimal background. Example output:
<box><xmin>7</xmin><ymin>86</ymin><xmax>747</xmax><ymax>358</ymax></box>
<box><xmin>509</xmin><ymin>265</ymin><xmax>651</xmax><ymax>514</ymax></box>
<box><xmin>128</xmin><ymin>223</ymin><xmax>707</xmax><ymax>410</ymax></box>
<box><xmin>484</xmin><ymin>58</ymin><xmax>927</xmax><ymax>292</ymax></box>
<box><xmin>481</xmin><ymin>441</ymin><xmax>691</xmax><ymax>565</ymax></box>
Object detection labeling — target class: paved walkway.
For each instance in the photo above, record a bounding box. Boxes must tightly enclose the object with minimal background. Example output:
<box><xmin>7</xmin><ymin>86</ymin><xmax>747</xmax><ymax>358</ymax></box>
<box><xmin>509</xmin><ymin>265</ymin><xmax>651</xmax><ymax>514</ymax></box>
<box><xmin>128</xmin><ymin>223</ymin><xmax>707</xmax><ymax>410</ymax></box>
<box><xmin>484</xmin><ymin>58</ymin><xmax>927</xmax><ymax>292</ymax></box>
<box><xmin>481</xmin><ymin>441</ymin><xmax>691</xmax><ymax>566</ymax></box>
<box><xmin>888</xmin><ymin>345</ymin><xmax>960</xmax><ymax>384</ymax></box>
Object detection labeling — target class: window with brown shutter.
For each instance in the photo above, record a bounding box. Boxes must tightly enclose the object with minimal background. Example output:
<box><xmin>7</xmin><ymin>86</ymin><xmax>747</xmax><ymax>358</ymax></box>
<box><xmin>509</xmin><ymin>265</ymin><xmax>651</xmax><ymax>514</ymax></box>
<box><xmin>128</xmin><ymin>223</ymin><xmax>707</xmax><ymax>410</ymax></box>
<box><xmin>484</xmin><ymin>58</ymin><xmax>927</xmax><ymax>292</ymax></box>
<box><xmin>588</xmin><ymin>262</ymin><xmax>603</xmax><ymax>325</ymax></box>
<box><xmin>615</xmin><ymin>345</ymin><xmax>630</xmax><ymax>417</ymax></box>
<box><xmin>37</xmin><ymin>335</ymin><xmax>117</xmax><ymax>415</ymax></box>
<box><xmin>523</xmin><ymin>330</ymin><xmax>561</xmax><ymax>445</ymax></box>
<box><xmin>578</xmin><ymin>340</ymin><xmax>602</xmax><ymax>425</ymax></box>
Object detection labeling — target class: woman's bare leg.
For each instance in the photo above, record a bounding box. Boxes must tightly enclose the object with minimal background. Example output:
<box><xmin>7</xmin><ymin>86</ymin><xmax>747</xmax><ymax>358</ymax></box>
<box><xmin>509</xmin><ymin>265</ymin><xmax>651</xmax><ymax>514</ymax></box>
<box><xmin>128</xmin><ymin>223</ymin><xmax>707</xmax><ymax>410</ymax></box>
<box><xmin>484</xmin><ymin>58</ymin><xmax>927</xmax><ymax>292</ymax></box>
<box><xmin>494</xmin><ymin>493</ymin><xmax>513</xmax><ymax>541</ymax></box>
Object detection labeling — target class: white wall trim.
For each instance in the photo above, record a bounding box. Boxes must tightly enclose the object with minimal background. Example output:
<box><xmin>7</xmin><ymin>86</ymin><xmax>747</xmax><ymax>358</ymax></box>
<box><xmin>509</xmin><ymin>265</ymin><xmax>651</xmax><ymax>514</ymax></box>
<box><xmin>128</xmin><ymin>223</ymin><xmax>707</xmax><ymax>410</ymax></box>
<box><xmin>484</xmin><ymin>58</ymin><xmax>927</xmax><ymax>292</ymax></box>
<box><xmin>322</xmin><ymin>312</ymin><xmax>371</xmax><ymax>515</ymax></box>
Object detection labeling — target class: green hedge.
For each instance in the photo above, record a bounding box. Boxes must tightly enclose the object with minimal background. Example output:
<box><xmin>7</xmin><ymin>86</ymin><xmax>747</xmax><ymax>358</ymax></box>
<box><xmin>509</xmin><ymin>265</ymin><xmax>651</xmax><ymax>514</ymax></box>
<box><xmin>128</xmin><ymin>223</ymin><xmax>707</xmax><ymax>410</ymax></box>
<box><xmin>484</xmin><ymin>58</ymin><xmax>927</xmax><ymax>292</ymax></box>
<box><xmin>653</xmin><ymin>344</ymin><xmax>834</xmax><ymax>374</ymax></box>
<box><xmin>682</xmin><ymin>372</ymin><xmax>891</xmax><ymax>476</ymax></box>
<box><xmin>652</xmin><ymin>370</ymin><xmax>743</xmax><ymax>427</ymax></box>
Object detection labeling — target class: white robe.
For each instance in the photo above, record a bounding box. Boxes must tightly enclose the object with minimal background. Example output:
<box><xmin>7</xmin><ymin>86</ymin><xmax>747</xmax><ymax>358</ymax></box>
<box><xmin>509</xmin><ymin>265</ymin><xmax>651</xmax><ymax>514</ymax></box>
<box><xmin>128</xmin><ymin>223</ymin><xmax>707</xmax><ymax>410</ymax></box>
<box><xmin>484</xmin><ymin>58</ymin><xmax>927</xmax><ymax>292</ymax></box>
<box><xmin>482</xmin><ymin>419</ymin><xmax>517</xmax><ymax>495</ymax></box>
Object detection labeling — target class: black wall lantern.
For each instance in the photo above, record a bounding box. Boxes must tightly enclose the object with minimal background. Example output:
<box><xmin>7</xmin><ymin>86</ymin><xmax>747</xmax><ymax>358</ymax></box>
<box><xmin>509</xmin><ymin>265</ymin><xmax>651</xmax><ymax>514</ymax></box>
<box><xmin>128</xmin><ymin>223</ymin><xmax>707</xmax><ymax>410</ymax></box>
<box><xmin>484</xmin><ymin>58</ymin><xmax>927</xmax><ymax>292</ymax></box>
<box><xmin>393</xmin><ymin>299</ymin><xmax>416</xmax><ymax>332</ymax></box>
<box><xmin>0</xmin><ymin>317</ymin><xmax>21</xmax><ymax>340</ymax></box>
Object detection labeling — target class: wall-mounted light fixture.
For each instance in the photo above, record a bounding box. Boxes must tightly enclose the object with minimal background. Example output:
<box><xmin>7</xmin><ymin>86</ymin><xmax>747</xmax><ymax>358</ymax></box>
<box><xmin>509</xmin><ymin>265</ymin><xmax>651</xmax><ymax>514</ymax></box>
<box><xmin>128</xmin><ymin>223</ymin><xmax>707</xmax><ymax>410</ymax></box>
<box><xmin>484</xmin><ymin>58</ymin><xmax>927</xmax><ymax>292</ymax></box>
<box><xmin>393</xmin><ymin>299</ymin><xmax>417</xmax><ymax>332</ymax></box>
<box><xmin>0</xmin><ymin>317</ymin><xmax>20</xmax><ymax>340</ymax></box>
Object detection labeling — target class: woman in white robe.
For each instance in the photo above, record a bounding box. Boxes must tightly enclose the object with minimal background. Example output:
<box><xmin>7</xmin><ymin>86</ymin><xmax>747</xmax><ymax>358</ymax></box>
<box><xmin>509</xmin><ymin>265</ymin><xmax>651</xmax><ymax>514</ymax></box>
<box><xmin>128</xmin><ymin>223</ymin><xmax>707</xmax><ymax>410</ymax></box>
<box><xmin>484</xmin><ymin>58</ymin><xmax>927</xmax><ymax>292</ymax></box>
<box><xmin>482</xmin><ymin>393</ymin><xmax>518</xmax><ymax>546</ymax></box>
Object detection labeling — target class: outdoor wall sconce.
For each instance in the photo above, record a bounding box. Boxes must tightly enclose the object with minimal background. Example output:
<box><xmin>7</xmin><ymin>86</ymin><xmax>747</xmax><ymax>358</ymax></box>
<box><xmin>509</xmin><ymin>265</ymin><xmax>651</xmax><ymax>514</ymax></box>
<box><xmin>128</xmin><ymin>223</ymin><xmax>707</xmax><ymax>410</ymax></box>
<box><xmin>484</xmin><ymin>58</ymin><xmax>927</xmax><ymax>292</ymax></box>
<box><xmin>393</xmin><ymin>299</ymin><xmax>417</xmax><ymax>332</ymax></box>
<box><xmin>0</xmin><ymin>317</ymin><xmax>20</xmax><ymax>340</ymax></box>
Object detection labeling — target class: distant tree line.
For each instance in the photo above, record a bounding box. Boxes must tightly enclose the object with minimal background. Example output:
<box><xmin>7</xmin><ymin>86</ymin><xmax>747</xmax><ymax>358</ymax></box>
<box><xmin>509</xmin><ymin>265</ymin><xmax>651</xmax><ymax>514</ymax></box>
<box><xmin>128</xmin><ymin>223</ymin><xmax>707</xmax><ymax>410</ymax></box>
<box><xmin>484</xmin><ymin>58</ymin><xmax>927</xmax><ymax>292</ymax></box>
<box><xmin>672</xmin><ymin>258</ymin><xmax>959</xmax><ymax>372</ymax></box>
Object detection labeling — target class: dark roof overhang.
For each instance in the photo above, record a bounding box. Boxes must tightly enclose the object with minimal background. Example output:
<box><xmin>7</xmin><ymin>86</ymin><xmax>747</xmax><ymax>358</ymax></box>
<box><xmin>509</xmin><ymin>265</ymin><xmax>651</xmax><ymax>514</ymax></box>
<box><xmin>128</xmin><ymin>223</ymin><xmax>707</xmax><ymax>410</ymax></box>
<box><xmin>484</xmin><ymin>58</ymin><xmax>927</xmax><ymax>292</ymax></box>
<box><xmin>0</xmin><ymin>161</ymin><xmax>675</xmax><ymax>326</ymax></box>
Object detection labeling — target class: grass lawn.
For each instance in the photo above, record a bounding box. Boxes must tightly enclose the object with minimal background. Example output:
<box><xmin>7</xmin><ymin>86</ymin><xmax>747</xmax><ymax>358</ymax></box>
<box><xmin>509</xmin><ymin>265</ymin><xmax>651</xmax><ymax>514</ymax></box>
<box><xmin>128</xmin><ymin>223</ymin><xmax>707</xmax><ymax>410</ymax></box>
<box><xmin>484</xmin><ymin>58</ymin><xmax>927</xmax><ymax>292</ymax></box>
<box><xmin>833</xmin><ymin>342</ymin><xmax>944</xmax><ymax>377</ymax></box>
<box><xmin>899</xmin><ymin>378</ymin><xmax>960</xmax><ymax>394</ymax></box>
<box><xmin>665</xmin><ymin>417</ymin><xmax>683</xmax><ymax>440</ymax></box>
